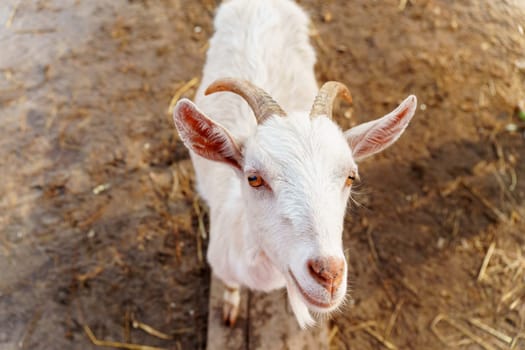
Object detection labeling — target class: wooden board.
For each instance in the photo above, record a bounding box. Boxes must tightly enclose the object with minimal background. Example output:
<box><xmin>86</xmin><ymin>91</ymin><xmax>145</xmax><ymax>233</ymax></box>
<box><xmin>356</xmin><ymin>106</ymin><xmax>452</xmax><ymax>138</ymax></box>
<box><xmin>207</xmin><ymin>276</ymin><xmax>329</xmax><ymax>350</ymax></box>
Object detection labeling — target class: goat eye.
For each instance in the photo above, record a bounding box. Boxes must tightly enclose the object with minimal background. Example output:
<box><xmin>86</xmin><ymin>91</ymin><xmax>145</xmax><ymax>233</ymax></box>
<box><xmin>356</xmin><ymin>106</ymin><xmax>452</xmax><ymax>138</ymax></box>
<box><xmin>346</xmin><ymin>175</ymin><xmax>355</xmax><ymax>187</ymax></box>
<box><xmin>248</xmin><ymin>175</ymin><xmax>264</xmax><ymax>187</ymax></box>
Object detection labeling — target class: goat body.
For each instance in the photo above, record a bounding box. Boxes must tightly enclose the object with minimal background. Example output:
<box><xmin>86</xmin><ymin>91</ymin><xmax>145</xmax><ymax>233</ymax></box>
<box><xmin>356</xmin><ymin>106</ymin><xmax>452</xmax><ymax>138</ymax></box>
<box><xmin>173</xmin><ymin>0</ymin><xmax>417</xmax><ymax>328</ymax></box>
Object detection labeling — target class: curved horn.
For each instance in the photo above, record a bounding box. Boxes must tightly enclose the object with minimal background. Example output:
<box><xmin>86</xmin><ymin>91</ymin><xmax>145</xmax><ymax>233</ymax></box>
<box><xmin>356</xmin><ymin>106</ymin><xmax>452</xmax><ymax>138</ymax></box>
<box><xmin>309</xmin><ymin>81</ymin><xmax>353</xmax><ymax>119</ymax></box>
<box><xmin>205</xmin><ymin>78</ymin><xmax>286</xmax><ymax>124</ymax></box>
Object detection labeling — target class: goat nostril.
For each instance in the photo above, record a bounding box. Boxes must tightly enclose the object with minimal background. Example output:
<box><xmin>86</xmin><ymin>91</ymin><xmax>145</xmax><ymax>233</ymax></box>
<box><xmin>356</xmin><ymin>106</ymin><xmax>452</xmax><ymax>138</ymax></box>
<box><xmin>308</xmin><ymin>261</ymin><xmax>316</xmax><ymax>276</ymax></box>
<box><xmin>307</xmin><ymin>257</ymin><xmax>345</xmax><ymax>292</ymax></box>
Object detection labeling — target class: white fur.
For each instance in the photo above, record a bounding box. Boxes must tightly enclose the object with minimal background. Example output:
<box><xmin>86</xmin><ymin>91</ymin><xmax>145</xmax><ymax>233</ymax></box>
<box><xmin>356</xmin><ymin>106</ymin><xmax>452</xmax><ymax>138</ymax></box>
<box><xmin>173</xmin><ymin>0</ymin><xmax>417</xmax><ymax>328</ymax></box>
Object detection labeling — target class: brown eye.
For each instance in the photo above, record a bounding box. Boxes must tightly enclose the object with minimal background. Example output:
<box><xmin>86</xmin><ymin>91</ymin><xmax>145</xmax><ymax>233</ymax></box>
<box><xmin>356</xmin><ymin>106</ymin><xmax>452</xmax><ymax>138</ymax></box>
<box><xmin>346</xmin><ymin>175</ymin><xmax>355</xmax><ymax>187</ymax></box>
<box><xmin>248</xmin><ymin>175</ymin><xmax>264</xmax><ymax>187</ymax></box>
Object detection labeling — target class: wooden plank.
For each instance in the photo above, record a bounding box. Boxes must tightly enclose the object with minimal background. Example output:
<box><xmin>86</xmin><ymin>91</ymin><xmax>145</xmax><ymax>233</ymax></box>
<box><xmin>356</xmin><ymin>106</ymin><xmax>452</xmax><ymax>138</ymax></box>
<box><xmin>207</xmin><ymin>276</ymin><xmax>329</xmax><ymax>350</ymax></box>
<box><xmin>207</xmin><ymin>277</ymin><xmax>249</xmax><ymax>350</ymax></box>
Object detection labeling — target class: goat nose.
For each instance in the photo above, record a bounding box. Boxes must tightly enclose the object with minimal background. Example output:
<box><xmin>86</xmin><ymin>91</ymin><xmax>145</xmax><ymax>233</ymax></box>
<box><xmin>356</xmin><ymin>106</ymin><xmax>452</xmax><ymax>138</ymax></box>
<box><xmin>307</xmin><ymin>257</ymin><xmax>345</xmax><ymax>295</ymax></box>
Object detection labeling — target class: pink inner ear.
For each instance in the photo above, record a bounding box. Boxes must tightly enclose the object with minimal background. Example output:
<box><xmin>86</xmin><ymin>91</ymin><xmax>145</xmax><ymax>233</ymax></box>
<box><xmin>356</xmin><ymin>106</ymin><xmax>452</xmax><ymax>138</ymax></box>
<box><xmin>347</xmin><ymin>94</ymin><xmax>417</xmax><ymax>161</ymax></box>
<box><xmin>389</xmin><ymin>105</ymin><xmax>409</xmax><ymax>125</ymax></box>
<box><xmin>177</xmin><ymin>102</ymin><xmax>242</xmax><ymax>170</ymax></box>
<box><xmin>355</xmin><ymin>105</ymin><xmax>410</xmax><ymax>155</ymax></box>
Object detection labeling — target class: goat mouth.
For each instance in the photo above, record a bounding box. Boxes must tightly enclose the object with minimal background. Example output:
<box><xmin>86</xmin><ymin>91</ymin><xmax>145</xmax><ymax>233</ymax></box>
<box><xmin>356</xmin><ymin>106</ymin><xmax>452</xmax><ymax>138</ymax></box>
<box><xmin>288</xmin><ymin>268</ymin><xmax>336</xmax><ymax>309</ymax></box>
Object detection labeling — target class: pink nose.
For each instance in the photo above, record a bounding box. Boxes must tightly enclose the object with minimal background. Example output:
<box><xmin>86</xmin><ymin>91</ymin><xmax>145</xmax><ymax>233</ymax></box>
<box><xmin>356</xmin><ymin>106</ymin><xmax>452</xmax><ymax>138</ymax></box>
<box><xmin>307</xmin><ymin>257</ymin><xmax>345</xmax><ymax>296</ymax></box>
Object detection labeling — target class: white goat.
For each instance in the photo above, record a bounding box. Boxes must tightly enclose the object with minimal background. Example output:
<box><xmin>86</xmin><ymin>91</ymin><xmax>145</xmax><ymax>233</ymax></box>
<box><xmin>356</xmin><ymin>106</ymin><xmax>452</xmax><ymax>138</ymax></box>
<box><xmin>173</xmin><ymin>0</ymin><xmax>417</xmax><ymax>328</ymax></box>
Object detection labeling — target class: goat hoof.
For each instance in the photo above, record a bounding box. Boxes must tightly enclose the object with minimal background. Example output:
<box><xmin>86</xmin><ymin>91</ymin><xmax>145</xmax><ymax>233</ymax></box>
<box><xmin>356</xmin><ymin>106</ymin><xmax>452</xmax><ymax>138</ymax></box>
<box><xmin>222</xmin><ymin>286</ymin><xmax>240</xmax><ymax>327</ymax></box>
<box><xmin>222</xmin><ymin>301</ymin><xmax>239</xmax><ymax>327</ymax></box>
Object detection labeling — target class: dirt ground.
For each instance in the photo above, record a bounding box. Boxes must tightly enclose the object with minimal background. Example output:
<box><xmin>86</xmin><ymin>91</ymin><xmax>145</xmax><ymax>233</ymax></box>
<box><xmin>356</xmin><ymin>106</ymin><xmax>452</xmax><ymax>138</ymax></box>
<box><xmin>1</xmin><ymin>0</ymin><xmax>524</xmax><ymax>349</ymax></box>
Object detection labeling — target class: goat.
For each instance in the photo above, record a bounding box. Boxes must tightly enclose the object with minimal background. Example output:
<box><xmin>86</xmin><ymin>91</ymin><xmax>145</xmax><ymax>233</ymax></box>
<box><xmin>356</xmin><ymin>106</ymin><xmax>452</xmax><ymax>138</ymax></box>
<box><xmin>172</xmin><ymin>0</ymin><xmax>417</xmax><ymax>328</ymax></box>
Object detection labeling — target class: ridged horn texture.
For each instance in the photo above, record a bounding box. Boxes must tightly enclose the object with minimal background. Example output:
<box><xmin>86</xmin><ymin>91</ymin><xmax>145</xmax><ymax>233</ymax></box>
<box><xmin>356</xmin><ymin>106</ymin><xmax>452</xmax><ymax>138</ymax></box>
<box><xmin>310</xmin><ymin>81</ymin><xmax>353</xmax><ymax>119</ymax></box>
<box><xmin>205</xmin><ymin>78</ymin><xmax>286</xmax><ymax>124</ymax></box>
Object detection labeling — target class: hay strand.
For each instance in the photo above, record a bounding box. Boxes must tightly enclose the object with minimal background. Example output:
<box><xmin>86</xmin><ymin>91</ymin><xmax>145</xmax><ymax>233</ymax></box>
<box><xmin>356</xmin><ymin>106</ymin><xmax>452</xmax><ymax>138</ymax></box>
<box><xmin>132</xmin><ymin>320</ymin><xmax>173</xmax><ymax>340</ymax></box>
<box><xmin>5</xmin><ymin>0</ymin><xmax>20</xmax><ymax>28</ymax></box>
<box><xmin>84</xmin><ymin>325</ymin><xmax>167</xmax><ymax>350</ymax></box>
<box><xmin>364</xmin><ymin>327</ymin><xmax>398</xmax><ymax>350</ymax></box>
<box><xmin>431</xmin><ymin>314</ymin><xmax>496</xmax><ymax>350</ymax></box>
<box><xmin>477</xmin><ymin>242</ymin><xmax>496</xmax><ymax>282</ymax></box>
<box><xmin>168</xmin><ymin>77</ymin><xmax>200</xmax><ymax>114</ymax></box>
<box><xmin>467</xmin><ymin>318</ymin><xmax>512</xmax><ymax>345</ymax></box>
<box><xmin>385</xmin><ymin>300</ymin><xmax>404</xmax><ymax>338</ymax></box>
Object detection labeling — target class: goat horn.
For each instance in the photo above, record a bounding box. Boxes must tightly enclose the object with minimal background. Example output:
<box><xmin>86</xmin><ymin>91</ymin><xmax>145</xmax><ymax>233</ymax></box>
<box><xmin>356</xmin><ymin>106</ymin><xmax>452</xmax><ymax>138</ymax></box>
<box><xmin>309</xmin><ymin>81</ymin><xmax>353</xmax><ymax>119</ymax></box>
<box><xmin>205</xmin><ymin>78</ymin><xmax>286</xmax><ymax>124</ymax></box>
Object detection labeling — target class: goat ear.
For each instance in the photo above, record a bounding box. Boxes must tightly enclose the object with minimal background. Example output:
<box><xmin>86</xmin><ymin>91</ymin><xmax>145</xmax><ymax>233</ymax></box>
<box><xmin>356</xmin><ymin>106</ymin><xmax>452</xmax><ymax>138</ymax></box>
<box><xmin>173</xmin><ymin>99</ymin><xmax>243</xmax><ymax>170</ymax></box>
<box><xmin>344</xmin><ymin>95</ymin><xmax>417</xmax><ymax>161</ymax></box>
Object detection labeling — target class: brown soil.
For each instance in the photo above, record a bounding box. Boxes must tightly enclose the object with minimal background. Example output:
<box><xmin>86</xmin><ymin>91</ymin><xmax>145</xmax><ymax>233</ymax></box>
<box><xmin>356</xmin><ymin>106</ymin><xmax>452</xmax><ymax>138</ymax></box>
<box><xmin>1</xmin><ymin>1</ymin><xmax>524</xmax><ymax>349</ymax></box>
